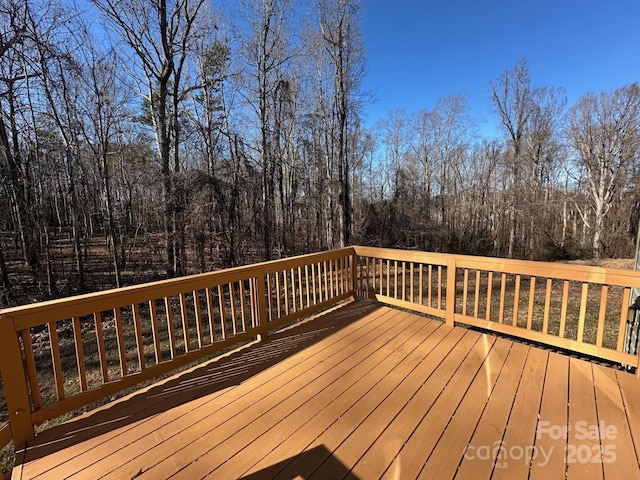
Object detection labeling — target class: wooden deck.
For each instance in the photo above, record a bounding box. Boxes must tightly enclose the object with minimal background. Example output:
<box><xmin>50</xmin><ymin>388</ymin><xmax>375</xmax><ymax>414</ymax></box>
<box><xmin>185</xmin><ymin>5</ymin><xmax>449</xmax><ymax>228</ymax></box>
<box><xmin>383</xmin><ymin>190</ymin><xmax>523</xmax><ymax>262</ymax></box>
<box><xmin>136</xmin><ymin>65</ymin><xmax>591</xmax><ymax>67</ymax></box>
<box><xmin>11</xmin><ymin>299</ymin><xmax>640</xmax><ymax>480</ymax></box>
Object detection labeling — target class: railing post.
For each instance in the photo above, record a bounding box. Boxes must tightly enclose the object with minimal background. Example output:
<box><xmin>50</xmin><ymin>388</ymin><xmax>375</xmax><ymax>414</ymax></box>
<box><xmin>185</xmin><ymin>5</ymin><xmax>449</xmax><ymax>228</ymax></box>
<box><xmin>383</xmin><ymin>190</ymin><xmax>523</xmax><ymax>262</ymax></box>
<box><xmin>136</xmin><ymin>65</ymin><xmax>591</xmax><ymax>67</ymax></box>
<box><xmin>256</xmin><ymin>274</ymin><xmax>269</xmax><ymax>341</ymax></box>
<box><xmin>0</xmin><ymin>314</ymin><xmax>35</xmax><ymax>448</ymax></box>
<box><xmin>446</xmin><ymin>258</ymin><xmax>457</xmax><ymax>327</ymax></box>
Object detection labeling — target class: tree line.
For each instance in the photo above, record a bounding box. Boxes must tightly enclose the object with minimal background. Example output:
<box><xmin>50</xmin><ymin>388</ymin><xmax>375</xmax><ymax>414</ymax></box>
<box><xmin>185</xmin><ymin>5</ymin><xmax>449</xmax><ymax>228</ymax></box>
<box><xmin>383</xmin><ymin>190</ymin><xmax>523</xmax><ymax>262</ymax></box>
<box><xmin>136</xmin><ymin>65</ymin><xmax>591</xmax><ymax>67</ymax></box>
<box><xmin>0</xmin><ymin>0</ymin><xmax>639</xmax><ymax>307</ymax></box>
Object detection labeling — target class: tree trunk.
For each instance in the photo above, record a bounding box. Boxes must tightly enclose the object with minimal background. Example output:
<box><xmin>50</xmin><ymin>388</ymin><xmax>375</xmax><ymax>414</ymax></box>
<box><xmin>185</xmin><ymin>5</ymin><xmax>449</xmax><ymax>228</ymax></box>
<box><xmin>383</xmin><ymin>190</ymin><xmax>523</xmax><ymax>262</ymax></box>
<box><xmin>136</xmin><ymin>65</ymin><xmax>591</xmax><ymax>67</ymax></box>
<box><xmin>102</xmin><ymin>148</ymin><xmax>122</xmax><ymax>287</ymax></box>
<box><xmin>0</xmin><ymin>238</ymin><xmax>10</xmax><ymax>305</ymax></box>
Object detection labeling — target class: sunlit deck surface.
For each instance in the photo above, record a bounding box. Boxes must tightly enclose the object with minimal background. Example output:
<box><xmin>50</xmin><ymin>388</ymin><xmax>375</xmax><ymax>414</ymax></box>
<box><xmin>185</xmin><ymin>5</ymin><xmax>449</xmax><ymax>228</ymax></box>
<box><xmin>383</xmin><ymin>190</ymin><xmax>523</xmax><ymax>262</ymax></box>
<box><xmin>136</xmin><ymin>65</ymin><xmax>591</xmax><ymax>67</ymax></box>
<box><xmin>12</xmin><ymin>299</ymin><xmax>640</xmax><ymax>480</ymax></box>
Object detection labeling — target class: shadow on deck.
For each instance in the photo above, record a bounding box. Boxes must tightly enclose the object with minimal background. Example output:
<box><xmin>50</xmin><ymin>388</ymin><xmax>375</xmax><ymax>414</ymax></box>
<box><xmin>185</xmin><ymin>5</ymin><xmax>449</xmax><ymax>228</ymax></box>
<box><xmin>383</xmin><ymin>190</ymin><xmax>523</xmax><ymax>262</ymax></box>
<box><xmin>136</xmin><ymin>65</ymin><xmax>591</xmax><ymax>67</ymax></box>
<box><xmin>12</xmin><ymin>299</ymin><xmax>640</xmax><ymax>480</ymax></box>
<box><xmin>16</xmin><ymin>301</ymin><xmax>377</xmax><ymax>468</ymax></box>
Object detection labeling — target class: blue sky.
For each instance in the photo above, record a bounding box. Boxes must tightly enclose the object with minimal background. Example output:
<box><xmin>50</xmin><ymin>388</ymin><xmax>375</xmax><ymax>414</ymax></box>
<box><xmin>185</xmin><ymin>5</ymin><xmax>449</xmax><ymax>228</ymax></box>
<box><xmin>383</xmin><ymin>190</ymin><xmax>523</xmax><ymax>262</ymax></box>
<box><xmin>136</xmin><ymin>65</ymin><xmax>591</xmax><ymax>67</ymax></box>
<box><xmin>359</xmin><ymin>0</ymin><xmax>640</xmax><ymax>135</ymax></box>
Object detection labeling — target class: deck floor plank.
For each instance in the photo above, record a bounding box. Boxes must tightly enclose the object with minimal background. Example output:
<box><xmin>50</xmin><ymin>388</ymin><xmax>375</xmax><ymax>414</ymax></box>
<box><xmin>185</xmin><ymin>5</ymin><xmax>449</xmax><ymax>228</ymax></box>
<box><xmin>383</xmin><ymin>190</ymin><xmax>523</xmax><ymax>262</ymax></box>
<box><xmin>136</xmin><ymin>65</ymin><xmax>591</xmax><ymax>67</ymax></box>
<box><xmin>271</xmin><ymin>330</ymin><xmax>484</xmax><ymax>480</ymax></box>
<box><xmin>377</xmin><ymin>333</ymin><xmax>498</xmax><ymax>480</ymax></box>
<box><xmin>477</xmin><ymin>342</ymin><xmax>548</xmax><ymax>480</ymax></box>
<box><xmin>529</xmin><ymin>352</ymin><xmax>570</xmax><ymax>480</ymax></box>
<box><xmin>453</xmin><ymin>341</ymin><xmax>530</xmax><ymax>480</ymax></box>
<box><xmin>567</xmin><ymin>358</ymin><xmax>604</xmax><ymax>480</ymax></box>
<box><xmin>12</xmin><ymin>299</ymin><xmax>640</xmax><ymax>480</ymax></box>
<box><xmin>416</xmin><ymin>337</ymin><xmax>513</xmax><ymax>479</ymax></box>
<box><xmin>309</xmin><ymin>336</ymin><xmax>508</xmax><ymax>480</ymax></box>
<box><xmin>593</xmin><ymin>364</ymin><xmax>640</xmax><ymax>479</ymax></box>
<box><xmin>616</xmin><ymin>369</ymin><xmax>640</xmax><ymax>464</ymax></box>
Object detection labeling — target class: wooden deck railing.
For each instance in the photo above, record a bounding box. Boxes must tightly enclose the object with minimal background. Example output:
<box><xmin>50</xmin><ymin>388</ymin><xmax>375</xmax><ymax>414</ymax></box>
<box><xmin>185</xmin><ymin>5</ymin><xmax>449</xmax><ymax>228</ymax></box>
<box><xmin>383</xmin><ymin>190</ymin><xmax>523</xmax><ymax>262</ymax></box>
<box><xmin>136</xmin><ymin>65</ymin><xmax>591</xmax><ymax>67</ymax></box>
<box><xmin>1</xmin><ymin>245</ymin><xmax>640</xmax><ymax>452</ymax></box>
<box><xmin>0</xmin><ymin>247</ymin><xmax>354</xmax><ymax>450</ymax></box>
<box><xmin>353</xmin><ymin>246</ymin><xmax>640</xmax><ymax>368</ymax></box>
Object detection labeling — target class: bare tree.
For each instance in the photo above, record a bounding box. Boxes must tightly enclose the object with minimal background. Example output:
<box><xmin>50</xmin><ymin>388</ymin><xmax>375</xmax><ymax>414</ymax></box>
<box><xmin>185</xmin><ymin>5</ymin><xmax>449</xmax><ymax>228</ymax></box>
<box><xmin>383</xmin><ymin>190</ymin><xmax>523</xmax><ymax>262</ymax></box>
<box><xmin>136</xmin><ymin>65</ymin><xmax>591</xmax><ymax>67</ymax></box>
<box><xmin>92</xmin><ymin>0</ymin><xmax>206</xmax><ymax>277</ymax></box>
<box><xmin>489</xmin><ymin>60</ymin><xmax>537</xmax><ymax>258</ymax></box>
<box><xmin>316</xmin><ymin>0</ymin><xmax>365</xmax><ymax>247</ymax></box>
<box><xmin>567</xmin><ymin>83</ymin><xmax>640</xmax><ymax>261</ymax></box>
<box><xmin>77</xmin><ymin>38</ymin><xmax>134</xmax><ymax>287</ymax></box>
<box><xmin>239</xmin><ymin>0</ymin><xmax>296</xmax><ymax>259</ymax></box>
<box><xmin>0</xmin><ymin>0</ymin><xmax>38</xmax><ymax>287</ymax></box>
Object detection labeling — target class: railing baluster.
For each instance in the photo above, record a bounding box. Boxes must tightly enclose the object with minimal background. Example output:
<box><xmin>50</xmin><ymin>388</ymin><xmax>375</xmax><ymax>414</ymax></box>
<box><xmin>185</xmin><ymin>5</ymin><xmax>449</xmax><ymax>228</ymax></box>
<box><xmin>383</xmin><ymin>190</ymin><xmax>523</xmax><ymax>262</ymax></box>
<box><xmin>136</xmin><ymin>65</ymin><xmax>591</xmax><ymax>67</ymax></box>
<box><xmin>165</xmin><ymin>297</ymin><xmax>177</xmax><ymax>358</ymax></box>
<box><xmin>437</xmin><ymin>266</ymin><xmax>443</xmax><ymax>310</ymax></box>
<box><xmin>149</xmin><ymin>300</ymin><xmax>162</xmax><ymax>363</ymax></box>
<box><xmin>617</xmin><ymin>287</ymin><xmax>632</xmax><ymax>351</ymax></box>
<box><xmin>445</xmin><ymin>258</ymin><xmax>456</xmax><ymax>326</ymax></box>
<box><xmin>462</xmin><ymin>269</ymin><xmax>469</xmax><ymax>316</ymax></box>
<box><xmin>393</xmin><ymin>260</ymin><xmax>398</xmax><ymax>299</ymax></box>
<box><xmin>559</xmin><ymin>281</ymin><xmax>569</xmax><ymax>338</ymax></box>
<box><xmin>498</xmin><ymin>274</ymin><xmax>506</xmax><ymax>324</ymax></box>
<box><xmin>72</xmin><ymin>316</ymin><xmax>88</xmax><ymax>391</ymax></box>
<box><xmin>418</xmin><ymin>263</ymin><xmax>424</xmax><ymax>305</ymax></box>
<box><xmin>596</xmin><ymin>285</ymin><xmax>608</xmax><ymax>347</ymax></box>
<box><xmin>48</xmin><ymin>322</ymin><xmax>65</xmax><ymax>401</ymax></box>
<box><xmin>256</xmin><ymin>273</ymin><xmax>269</xmax><ymax>341</ymax></box>
<box><xmin>206</xmin><ymin>288</ymin><xmax>216</xmax><ymax>343</ymax></box>
<box><xmin>275</xmin><ymin>271</ymin><xmax>282</xmax><ymax>316</ymax></box>
<box><xmin>474</xmin><ymin>270</ymin><xmax>480</xmax><ymax>317</ymax></box>
<box><xmin>239</xmin><ymin>280</ymin><xmax>247</xmax><ymax>331</ymax></box>
<box><xmin>577</xmin><ymin>283</ymin><xmax>589</xmax><ymax>343</ymax></box>
<box><xmin>290</xmin><ymin>269</ymin><xmax>297</xmax><ymax>313</ymax></box>
<box><xmin>365</xmin><ymin>256</ymin><xmax>370</xmax><ymax>293</ymax></box>
<box><xmin>131</xmin><ymin>305</ymin><xmax>145</xmax><ymax>371</ymax></box>
<box><xmin>334</xmin><ymin>258</ymin><xmax>339</xmax><ymax>296</ymax></box>
<box><xmin>386</xmin><ymin>259</ymin><xmax>390</xmax><ymax>297</ymax></box>
<box><xmin>512</xmin><ymin>275</ymin><xmax>521</xmax><ymax>327</ymax></box>
<box><xmin>305</xmin><ymin>265</ymin><xmax>311</xmax><ymax>308</ymax></box>
<box><xmin>311</xmin><ymin>265</ymin><xmax>317</xmax><ymax>305</ymax></box>
<box><xmin>543</xmin><ymin>279</ymin><xmax>553</xmax><ymax>334</ymax></box>
<box><xmin>94</xmin><ymin>312</ymin><xmax>109</xmax><ymax>382</ymax></box>
<box><xmin>324</xmin><ymin>261</ymin><xmax>329</xmax><ymax>299</ymax></box>
<box><xmin>267</xmin><ymin>273</ymin><xmax>274</xmax><ymax>321</ymax></box>
<box><xmin>330</xmin><ymin>260</ymin><xmax>336</xmax><ymax>298</ymax></box>
<box><xmin>298</xmin><ymin>266</ymin><xmax>304</xmax><ymax>308</ymax></box>
<box><xmin>114</xmin><ymin>308</ymin><xmax>127</xmax><ymax>377</ymax></box>
<box><xmin>527</xmin><ymin>277</ymin><xmax>536</xmax><ymax>330</ymax></box>
<box><xmin>193</xmin><ymin>291</ymin><xmax>204</xmax><ymax>348</ymax></box>
<box><xmin>22</xmin><ymin>329</ymin><xmax>41</xmax><ymax>409</ymax></box>
<box><xmin>410</xmin><ymin>262</ymin><xmax>415</xmax><ymax>303</ymax></box>
<box><xmin>283</xmin><ymin>271</ymin><xmax>290</xmax><ymax>316</ymax></box>
<box><xmin>181</xmin><ymin>294</ymin><xmax>193</xmax><ymax>350</ymax></box>
<box><xmin>217</xmin><ymin>284</ymin><xmax>226</xmax><ymax>340</ymax></box>
<box><xmin>250</xmin><ymin>278</ymin><xmax>257</xmax><ymax>328</ymax></box>
<box><xmin>229</xmin><ymin>283</ymin><xmax>237</xmax><ymax>335</ymax></box>
<box><xmin>428</xmin><ymin>265</ymin><xmax>433</xmax><ymax>307</ymax></box>
<box><xmin>401</xmin><ymin>261</ymin><xmax>406</xmax><ymax>301</ymax></box>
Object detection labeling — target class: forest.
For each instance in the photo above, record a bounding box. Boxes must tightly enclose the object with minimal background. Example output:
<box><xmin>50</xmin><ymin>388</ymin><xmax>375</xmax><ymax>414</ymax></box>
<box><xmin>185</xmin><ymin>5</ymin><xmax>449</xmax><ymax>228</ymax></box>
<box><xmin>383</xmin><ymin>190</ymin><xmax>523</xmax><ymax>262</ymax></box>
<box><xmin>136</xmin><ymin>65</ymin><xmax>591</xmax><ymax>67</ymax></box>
<box><xmin>1</xmin><ymin>0</ymin><xmax>639</xmax><ymax>308</ymax></box>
